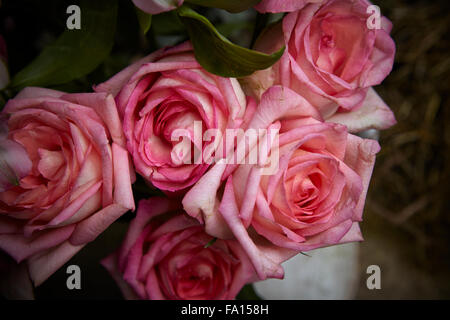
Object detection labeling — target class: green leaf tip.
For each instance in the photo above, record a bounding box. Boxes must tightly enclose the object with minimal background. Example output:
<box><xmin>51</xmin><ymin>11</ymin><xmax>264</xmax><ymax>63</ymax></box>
<box><xmin>204</xmin><ymin>237</ymin><xmax>218</xmax><ymax>248</ymax></box>
<box><xmin>177</xmin><ymin>5</ymin><xmax>285</xmax><ymax>78</ymax></box>
<box><xmin>135</xmin><ymin>7</ymin><xmax>152</xmax><ymax>35</ymax></box>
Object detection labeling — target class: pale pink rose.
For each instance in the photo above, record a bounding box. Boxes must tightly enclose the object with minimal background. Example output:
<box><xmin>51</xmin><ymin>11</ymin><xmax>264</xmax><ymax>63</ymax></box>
<box><xmin>244</xmin><ymin>0</ymin><xmax>396</xmax><ymax>132</ymax></box>
<box><xmin>254</xmin><ymin>0</ymin><xmax>323</xmax><ymax>13</ymax></box>
<box><xmin>183</xmin><ymin>86</ymin><xmax>380</xmax><ymax>279</ymax></box>
<box><xmin>95</xmin><ymin>42</ymin><xmax>248</xmax><ymax>192</ymax></box>
<box><xmin>133</xmin><ymin>0</ymin><xmax>274</xmax><ymax>14</ymax></box>
<box><xmin>0</xmin><ymin>87</ymin><xmax>135</xmax><ymax>286</ymax></box>
<box><xmin>132</xmin><ymin>0</ymin><xmax>183</xmax><ymax>15</ymax></box>
<box><xmin>102</xmin><ymin>197</ymin><xmax>257</xmax><ymax>300</ymax></box>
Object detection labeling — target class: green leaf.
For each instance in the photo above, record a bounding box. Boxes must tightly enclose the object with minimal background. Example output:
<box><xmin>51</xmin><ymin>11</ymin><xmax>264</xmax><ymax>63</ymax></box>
<box><xmin>177</xmin><ymin>6</ymin><xmax>285</xmax><ymax>78</ymax></box>
<box><xmin>300</xmin><ymin>251</ymin><xmax>311</xmax><ymax>257</ymax></box>
<box><xmin>135</xmin><ymin>7</ymin><xmax>152</xmax><ymax>35</ymax></box>
<box><xmin>10</xmin><ymin>0</ymin><xmax>118</xmax><ymax>90</ymax></box>
<box><xmin>204</xmin><ymin>237</ymin><xmax>217</xmax><ymax>248</ymax></box>
<box><xmin>236</xmin><ymin>284</ymin><xmax>262</xmax><ymax>300</ymax></box>
<box><xmin>185</xmin><ymin>0</ymin><xmax>261</xmax><ymax>13</ymax></box>
<box><xmin>152</xmin><ymin>11</ymin><xmax>186</xmax><ymax>36</ymax></box>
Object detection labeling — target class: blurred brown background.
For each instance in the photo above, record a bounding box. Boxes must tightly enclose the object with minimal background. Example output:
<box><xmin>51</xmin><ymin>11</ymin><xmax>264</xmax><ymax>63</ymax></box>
<box><xmin>356</xmin><ymin>0</ymin><xmax>450</xmax><ymax>299</ymax></box>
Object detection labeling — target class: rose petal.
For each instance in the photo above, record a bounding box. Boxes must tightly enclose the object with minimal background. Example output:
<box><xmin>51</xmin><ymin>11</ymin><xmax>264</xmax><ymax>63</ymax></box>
<box><xmin>27</xmin><ymin>240</ymin><xmax>84</xmax><ymax>286</ymax></box>
<box><xmin>132</xmin><ymin>0</ymin><xmax>183</xmax><ymax>15</ymax></box>
<box><xmin>327</xmin><ymin>87</ymin><xmax>397</xmax><ymax>132</ymax></box>
<box><xmin>254</xmin><ymin>0</ymin><xmax>320</xmax><ymax>13</ymax></box>
<box><xmin>219</xmin><ymin>176</ymin><xmax>284</xmax><ymax>280</ymax></box>
<box><xmin>0</xmin><ymin>224</ymin><xmax>75</xmax><ymax>263</ymax></box>
<box><xmin>101</xmin><ymin>252</ymin><xmax>140</xmax><ymax>300</ymax></box>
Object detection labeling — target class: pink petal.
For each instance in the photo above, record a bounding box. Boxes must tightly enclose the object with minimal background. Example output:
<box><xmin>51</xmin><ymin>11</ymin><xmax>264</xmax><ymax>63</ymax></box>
<box><xmin>224</xmin><ymin>240</ymin><xmax>258</xmax><ymax>298</ymax></box>
<box><xmin>101</xmin><ymin>252</ymin><xmax>140</xmax><ymax>300</ymax></box>
<box><xmin>0</xmin><ymin>224</ymin><xmax>75</xmax><ymax>263</ymax></box>
<box><xmin>247</xmin><ymin>86</ymin><xmax>322</xmax><ymax>130</ymax></box>
<box><xmin>69</xmin><ymin>143</ymin><xmax>134</xmax><ymax>245</ymax></box>
<box><xmin>118</xmin><ymin>197</ymin><xmax>174</xmax><ymax>268</ymax></box>
<box><xmin>254</xmin><ymin>0</ymin><xmax>319</xmax><ymax>13</ymax></box>
<box><xmin>13</xmin><ymin>86</ymin><xmax>64</xmax><ymax>100</ymax></box>
<box><xmin>27</xmin><ymin>240</ymin><xmax>84</xmax><ymax>286</ymax></box>
<box><xmin>326</xmin><ymin>88</ymin><xmax>397</xmax><ymax>132</ymax></box>
<box><xmin>219</xmin><ymin>176</ymin><xmax>284</xmax><ymax>280</ymax></box>
<box><xmin>69</xmin><ymin>203</ymin><xmax>130</xmax><ymax>246</ymax></box>
<box><xmin>361</xmin><ymin>29</ymin><xmax>396</xmax><ymax>87</ymax></box>
<box><xmin>338</xmin><ymin>222</ymin><xmax>363</xmax><ymax>243</ymax></box>
<box><xmin>132</xmin><ymin>0</ymin><xmax>183</xmax><ymax>15</ymax></box>
<box><xmin>94</xmin><ymin>41</ymin><xmax>192</xmax><ymax>97</ymax></box>
<box><xmin>0</xmin><ymin>138</ymin><xmax>32</xmax><ymax>192</ymax></box>
<box><xmin>343</xmin><ymin>134</ymin><xmax>380</xmax><ymax>221</ymax></box>
<box><xmin>146</xmin><ymin>269</ymin><xmax>166</xmax><ymax>300</ymax></box>
<box><xmin>36</xmin><ymin>148</ymin><xmax>64</xmax><ymax>180</ymax></box>
<box><xmin>45</xmin><ymin>181</ymin><xmax>102</xmax><ymax>227</ymax></box>
<box><xmin>111</xmin><ymin>143</ymin><xmax>135</xmax><ymax>211</ymax></box>
<box><xmin>62</xmin><ymin>92</ymin><xmax>127</xmax><ymax>148</ymax></box>
<box><xmin>182</xmin><ymin>162</ymin><xmax>234</xmax><ymax>239</ymax></box>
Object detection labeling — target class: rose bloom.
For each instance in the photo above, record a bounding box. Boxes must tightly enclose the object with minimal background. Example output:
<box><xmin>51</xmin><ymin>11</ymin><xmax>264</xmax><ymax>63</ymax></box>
<box><xmin>132</xmin><ymin>0</ymin><xmax>285</xmax><ymax>15</ymax></box>
<box><xmin>102</xmin><ymin>197</ymin><xmax>256</xmax><ymax>300</ymax></box>
<box><xmin>244</xmin><ymin>0</ymin><xmax>396</xmax><ymax>133</ymax></box>
<box><xmin>96</xmin><ymin>42</ymin><xmax>247</xmax><ymax>192</ymax></box>
<box><xmin>254</xmin><ymin>0</ymin><xmax>323</xmax><ymax>13</ymax></box>
<box><xmin>183</xmin><ymin>86</ymin><xmax>380</xmax><ymax>279</ymax></box>
<box><xmin>0</xmin><ymin>88</ymin><xmax>134</xmax><ymax>286</ymax></box>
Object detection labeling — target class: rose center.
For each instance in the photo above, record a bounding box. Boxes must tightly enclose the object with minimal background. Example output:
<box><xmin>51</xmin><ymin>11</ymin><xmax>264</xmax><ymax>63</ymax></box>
<box><xmin>321</xmin><ymin>35</ymin><xmax>335</xmax><ymax>48</ymax></box>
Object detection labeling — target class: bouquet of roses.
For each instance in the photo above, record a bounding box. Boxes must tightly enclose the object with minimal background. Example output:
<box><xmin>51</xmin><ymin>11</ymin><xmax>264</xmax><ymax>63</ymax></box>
<box><xmin>0</xmin><ymin>0</ymin><xmax>396</xmax><ymax>300</ymax></box>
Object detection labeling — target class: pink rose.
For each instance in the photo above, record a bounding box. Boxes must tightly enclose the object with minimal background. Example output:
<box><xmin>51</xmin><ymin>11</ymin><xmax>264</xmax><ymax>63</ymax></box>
<box><xmin>183</xmin><ymin>86</ymin><xmax>380</xmax><ymax>279</ymax></box>
<box><xmin>132</xmin><ymin>0</ymin><xmax>184</xmax><ymax>15</ymax></box>
<box><xmin>102</xmin><ymin>197</ymin><xmax>256</xmax><ymax>300</ymax></box>
<box><xmin>95</xmin><ymin>42</ymin><xmax>248</xmax><ymax>192</ymax></box>
<box><xmin>254</xmin><ymin>0</ymin><xmax>323</xmax><ymax>13</ymax></box>
<box><xmin>245</xmin><ymin>0</ymin><xmax>396</xmax><ymax>132</ymax></box>
<box><xmin>0</xmin><ymin>87</ymin><xmax>135</xmax><ymax>286</ymax></box>
<box><xmin>133</xmin><ymin>0</ymin><xmax>284</xmax><ymax>15</ymax></box>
